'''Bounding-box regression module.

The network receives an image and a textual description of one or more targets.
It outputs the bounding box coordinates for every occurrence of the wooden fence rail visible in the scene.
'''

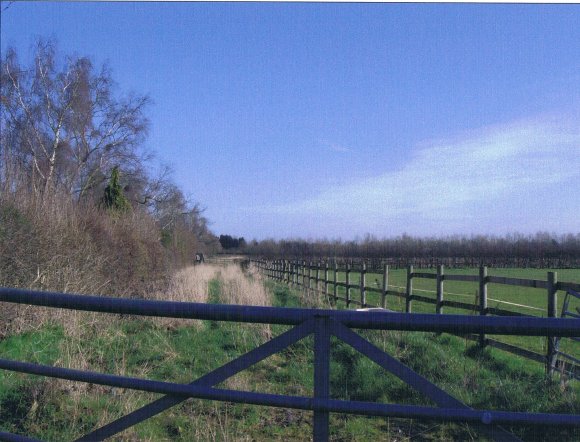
[253,259,580,377]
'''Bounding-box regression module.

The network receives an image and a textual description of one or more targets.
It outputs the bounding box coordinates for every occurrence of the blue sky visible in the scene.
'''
[2,2,579,240]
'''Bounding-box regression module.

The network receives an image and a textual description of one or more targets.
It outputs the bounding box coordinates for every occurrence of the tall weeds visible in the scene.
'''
[217,264,272,343]
[0,186,167,337]
[148,265,219,330]
[218,264,270,307]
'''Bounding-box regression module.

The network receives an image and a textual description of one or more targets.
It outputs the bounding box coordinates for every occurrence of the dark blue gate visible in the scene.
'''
[1,287,580,441]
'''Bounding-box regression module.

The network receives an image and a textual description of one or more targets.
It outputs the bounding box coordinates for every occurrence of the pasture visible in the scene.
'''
[350,267,580,360]
[260,261,580,372]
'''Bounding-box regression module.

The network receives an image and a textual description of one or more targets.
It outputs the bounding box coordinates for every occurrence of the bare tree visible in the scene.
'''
[1,38,220,267]
[1,39,150,198]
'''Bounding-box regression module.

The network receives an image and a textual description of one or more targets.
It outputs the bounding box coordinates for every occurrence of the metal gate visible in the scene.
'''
[1,287,580,441]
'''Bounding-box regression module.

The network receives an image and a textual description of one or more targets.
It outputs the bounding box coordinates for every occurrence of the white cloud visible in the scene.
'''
[320,139,352,153]
[259,115,580,237]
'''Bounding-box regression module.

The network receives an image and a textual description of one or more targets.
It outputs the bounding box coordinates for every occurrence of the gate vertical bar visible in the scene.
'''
[314,316,330,441]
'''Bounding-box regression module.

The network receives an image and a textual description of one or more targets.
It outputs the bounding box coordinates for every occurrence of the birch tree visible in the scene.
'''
[1,39,150,198]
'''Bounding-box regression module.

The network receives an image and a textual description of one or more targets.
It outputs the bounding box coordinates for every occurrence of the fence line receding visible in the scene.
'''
[253,259,580,377]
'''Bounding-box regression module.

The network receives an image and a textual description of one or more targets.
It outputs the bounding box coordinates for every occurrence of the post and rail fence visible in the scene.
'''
[1,284,580,441]
[254,256,580,272]
[252,259,580,378]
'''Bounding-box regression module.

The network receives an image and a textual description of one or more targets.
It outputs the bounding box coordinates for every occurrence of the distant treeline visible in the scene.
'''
[219,235,246,250]
[238,233,580,268]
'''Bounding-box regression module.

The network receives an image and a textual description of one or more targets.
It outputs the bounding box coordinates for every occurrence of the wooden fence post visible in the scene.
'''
[346,263,351,308]
[294,261,298,286]
[479,265,488,347]
[316,262,320,294]
[333,261,338,306]
[296,261,300,286]
[547,271,558,375]
[302,260,306,288]
[381,264,389,309]
[436,264,444,314]
[295,261,299,286]
[325,262,329,298]
[406,265,413,313]
[360,263,367,307]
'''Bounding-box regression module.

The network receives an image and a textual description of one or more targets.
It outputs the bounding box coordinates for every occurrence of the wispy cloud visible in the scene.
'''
[261,115,580,237]
[320,139,352,153]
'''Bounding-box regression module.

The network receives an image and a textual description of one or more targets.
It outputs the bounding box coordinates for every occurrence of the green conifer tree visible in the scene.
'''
[102,166,131,212]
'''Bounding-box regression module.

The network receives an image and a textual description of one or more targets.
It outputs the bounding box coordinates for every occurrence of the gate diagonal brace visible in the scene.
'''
[77,319,316,441]
[328,320,521,442]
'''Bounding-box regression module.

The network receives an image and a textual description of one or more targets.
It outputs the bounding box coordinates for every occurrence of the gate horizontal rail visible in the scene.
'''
[1,287,579,335]
[1,287,580,441]
[1,358,577,427]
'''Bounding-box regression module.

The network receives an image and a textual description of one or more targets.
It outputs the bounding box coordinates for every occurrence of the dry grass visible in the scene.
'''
[157,265,218,303]
[296,281,334,310]
[147,264,219,330]
[218,264,270,307]
[217,264,273,343]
